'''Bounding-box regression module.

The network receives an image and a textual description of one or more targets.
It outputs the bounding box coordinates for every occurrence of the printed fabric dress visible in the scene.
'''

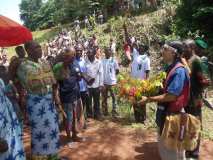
[17,59,60,160]
[0,79,26,160]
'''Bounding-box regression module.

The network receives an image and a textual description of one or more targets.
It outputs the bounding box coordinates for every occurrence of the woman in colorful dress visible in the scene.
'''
[0,78,26,160]
[16,41,60,160]
[0,65,24,132]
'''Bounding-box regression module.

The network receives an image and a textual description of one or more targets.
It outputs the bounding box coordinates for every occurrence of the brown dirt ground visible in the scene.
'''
[23,119,213,160]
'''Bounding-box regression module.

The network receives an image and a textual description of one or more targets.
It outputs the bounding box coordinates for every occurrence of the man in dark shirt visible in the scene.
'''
[183,39,210,159]
[53,48,84,142]
[58,60,80,104]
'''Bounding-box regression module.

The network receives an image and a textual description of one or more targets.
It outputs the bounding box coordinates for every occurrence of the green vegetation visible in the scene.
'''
[202,107,213,140]
[19,0,213,60]
[19,0,118,31]
[19,0,213,57]
[32,27,60,43]
[172,0,213,60]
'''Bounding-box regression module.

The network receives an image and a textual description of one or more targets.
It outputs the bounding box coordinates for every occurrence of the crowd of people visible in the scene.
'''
[0,48,9,67]
[0,31,122,160]
[0,26,211,160]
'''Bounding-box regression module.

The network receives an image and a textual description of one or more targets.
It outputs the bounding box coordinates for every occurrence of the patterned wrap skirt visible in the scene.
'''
[0,79,26,160]
[26,93,60,157]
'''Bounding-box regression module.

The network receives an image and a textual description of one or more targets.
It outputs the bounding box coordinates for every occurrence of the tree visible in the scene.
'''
[20,0,43,30]
[174,0,213,40]
[37,0,58,29]
[19,0,120,30]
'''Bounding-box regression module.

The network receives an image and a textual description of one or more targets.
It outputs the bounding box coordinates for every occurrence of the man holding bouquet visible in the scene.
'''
[136,41,191,160]
[131,43,151,123]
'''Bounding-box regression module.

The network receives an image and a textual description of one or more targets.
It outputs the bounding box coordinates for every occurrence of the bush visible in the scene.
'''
[172,0,213,56]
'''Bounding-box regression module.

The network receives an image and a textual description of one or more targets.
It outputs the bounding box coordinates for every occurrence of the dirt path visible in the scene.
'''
[23,119,213,160]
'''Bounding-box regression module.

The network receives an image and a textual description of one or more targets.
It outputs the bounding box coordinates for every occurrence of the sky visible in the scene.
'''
[0,0,22,23]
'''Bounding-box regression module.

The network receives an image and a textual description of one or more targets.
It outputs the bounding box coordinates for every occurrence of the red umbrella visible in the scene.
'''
[0,15,33,47]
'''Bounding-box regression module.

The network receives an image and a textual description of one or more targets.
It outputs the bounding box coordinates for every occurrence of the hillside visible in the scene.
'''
[26,6,176,71]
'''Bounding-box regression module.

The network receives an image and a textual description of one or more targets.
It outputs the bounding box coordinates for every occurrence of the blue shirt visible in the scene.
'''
[75,58,88,92]
[59,61,80,103]
[166,67,189,96]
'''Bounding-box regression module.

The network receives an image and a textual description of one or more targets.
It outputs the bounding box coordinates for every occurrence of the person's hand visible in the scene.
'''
[54,95,61,105]
[129,97,137,106]
[132,100,138,106]
[99,86,104,92]
[87,78,95,85]
[137,96,148,105]
[0,138,8,153]
[15,93,19,100]
[181,57,188,66]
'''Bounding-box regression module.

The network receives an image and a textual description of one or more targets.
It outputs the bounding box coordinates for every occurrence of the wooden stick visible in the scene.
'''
[203,98,213,111]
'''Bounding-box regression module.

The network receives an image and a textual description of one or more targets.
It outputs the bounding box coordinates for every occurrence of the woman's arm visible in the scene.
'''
[52,83,61,105]
[138,93,177,105]
[52,83,67,119]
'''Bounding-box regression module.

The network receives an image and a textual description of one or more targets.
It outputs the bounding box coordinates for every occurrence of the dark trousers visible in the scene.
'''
[80,91,91,118]
[133,104,146,123]
[88,88,101,118]
[185,106,202,158]
[102,85,117,114]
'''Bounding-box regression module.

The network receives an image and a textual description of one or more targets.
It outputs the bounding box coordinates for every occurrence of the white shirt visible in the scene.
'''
[102,57,119,85]
[85,18,89,24]
[0,61,9,67]
[84,41,89,48]
[131,37,135,44]
[76,58,88,92]
[111,42,116,54]
[132,48,139,59]
[98,14,103,19]
[75,20,80,24]
[131,53,151,80]
[85,58,104,88]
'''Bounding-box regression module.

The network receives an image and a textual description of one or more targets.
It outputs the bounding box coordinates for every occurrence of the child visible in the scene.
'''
[102,47,119,117]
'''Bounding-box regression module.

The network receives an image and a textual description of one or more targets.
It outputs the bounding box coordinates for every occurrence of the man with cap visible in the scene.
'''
[183,39,210,159]
[136,41,190,160]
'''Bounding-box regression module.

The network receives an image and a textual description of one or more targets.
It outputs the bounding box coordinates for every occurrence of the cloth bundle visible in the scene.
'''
[161,113,201,151]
